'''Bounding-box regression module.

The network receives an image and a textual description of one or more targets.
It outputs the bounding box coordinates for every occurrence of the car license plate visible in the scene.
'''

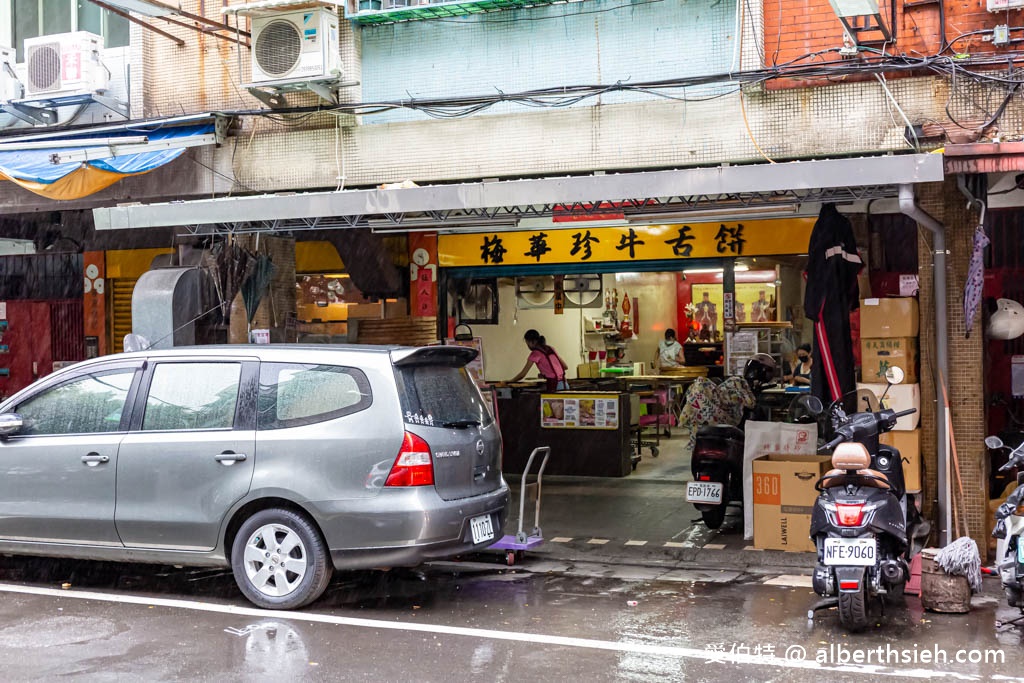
[686,481,723,504]
[823,537,876,566]
[470,514,494,544]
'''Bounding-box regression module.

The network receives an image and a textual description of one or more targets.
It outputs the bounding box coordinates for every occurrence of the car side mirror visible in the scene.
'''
[0,413,23,439]
[986,435,1005,450]
[884,366,905,385]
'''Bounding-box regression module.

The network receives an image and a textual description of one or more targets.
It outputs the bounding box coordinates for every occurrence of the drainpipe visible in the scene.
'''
[898,184,950,547]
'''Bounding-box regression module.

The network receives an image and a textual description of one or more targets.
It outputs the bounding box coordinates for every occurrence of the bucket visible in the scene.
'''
[919,548,971,613]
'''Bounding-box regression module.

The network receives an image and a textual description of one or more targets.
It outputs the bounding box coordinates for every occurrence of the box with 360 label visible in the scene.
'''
[752,454,832,553]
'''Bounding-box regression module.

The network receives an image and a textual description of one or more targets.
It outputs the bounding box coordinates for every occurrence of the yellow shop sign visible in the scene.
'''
[438,218,816,268]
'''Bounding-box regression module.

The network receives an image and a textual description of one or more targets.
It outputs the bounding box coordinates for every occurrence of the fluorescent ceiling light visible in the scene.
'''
[682,265,751,274]
[627,204,800,224]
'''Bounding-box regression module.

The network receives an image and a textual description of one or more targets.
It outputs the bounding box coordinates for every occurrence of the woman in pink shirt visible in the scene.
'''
[509,329,569,391]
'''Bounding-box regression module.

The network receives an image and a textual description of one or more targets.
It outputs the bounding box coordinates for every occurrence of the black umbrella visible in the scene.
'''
[804,203,863,410]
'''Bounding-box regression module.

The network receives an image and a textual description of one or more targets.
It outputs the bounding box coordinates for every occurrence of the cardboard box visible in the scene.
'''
[856,382,921,430]
[752,454,832,553]
[576,362,600,379]
[879,429,921,492]
[861,337,919,384]
[860,298,919,337]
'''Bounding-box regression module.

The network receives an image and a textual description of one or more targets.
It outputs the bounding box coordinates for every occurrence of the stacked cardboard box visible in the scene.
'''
[752,454,832,552]
[859,296,921,493]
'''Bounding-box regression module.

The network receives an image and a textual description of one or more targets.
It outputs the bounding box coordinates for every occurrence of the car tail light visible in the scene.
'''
[698,474,712,482]
[839,580,860,590]
[385,432,434,487]
[696,447,728,460]
[835,503,864,527]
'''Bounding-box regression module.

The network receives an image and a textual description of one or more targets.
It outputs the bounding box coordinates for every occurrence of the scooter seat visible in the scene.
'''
[696,424,744,440]
[821,468,891,489]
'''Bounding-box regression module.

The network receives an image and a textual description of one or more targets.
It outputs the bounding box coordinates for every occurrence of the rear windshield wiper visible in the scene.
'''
[441,419,481,429]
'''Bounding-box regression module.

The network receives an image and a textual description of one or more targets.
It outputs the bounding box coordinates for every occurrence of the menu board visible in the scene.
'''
[444,337,485,385]
[540,394,619,429]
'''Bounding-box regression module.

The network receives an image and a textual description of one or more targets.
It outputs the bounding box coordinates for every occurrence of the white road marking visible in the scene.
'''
[703,543,726,550]
[663,542,687,548]
[624,540,648,546]
[743,546,765,552]
[586,538,610,545]
[0,582,979,679]
[763,575,814,588]
[550,537,573,543]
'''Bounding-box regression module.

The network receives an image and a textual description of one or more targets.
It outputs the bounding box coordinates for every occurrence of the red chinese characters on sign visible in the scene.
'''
[409,232,438,318]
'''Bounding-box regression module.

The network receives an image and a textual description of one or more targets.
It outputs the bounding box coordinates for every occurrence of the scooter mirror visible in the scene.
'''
[803,396,824,416]
[884,366,905,385]
[986,435,1005,450]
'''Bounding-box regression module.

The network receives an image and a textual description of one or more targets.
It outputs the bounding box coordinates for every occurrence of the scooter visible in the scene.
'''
[686,354,775,529]
[986,435,1024,617]
[807,368,929,631]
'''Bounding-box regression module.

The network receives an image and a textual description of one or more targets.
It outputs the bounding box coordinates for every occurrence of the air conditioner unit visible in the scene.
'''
[988,0,1024,11]
[23,32,106,98]
[250,8,342,86]
[0,47,21,102]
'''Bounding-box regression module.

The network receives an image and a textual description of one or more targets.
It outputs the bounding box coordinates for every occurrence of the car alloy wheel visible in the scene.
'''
[243,523,308,597]
[231,508,332,609]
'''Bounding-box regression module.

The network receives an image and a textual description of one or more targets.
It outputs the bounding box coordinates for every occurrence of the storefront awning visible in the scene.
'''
[0,117,225,201]
[93,152,944,231]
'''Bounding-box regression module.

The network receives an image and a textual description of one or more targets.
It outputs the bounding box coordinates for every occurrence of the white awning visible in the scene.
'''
[92,153,945,231]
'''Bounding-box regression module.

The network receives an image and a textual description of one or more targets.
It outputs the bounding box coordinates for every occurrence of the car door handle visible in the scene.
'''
[215,452,247,465]
[81,453,109,467]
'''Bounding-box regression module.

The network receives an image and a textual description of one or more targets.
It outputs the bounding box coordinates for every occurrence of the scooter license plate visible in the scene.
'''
[470,514,495,544]
[686,481,723,504]
[823,537,876,566]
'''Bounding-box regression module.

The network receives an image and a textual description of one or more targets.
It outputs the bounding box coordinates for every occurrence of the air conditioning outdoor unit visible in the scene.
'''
[250,8,342,86]
[23,32,106,99]
[0,46,22,102]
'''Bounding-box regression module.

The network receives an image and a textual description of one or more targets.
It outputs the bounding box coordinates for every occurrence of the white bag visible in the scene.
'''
[742,420,818,540]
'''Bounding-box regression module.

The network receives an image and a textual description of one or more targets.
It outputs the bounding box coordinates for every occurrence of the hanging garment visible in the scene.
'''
[964,221,989,338]
[804,203,863,409]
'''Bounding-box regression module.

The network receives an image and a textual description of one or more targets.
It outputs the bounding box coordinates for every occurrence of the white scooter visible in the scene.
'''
[986,434,1024,621]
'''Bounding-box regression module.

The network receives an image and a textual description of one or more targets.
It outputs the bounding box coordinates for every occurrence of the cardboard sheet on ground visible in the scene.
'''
[743,421,818,540]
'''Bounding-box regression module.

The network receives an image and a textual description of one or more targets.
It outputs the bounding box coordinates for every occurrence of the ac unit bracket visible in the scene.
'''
[245,77,360,109]
[2,92,128,127]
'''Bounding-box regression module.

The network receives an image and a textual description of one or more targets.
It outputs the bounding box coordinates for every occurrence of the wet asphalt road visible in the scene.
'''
[0,554,1021,681]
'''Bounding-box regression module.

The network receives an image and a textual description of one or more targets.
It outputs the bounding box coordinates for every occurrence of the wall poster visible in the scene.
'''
[540,394,619,429]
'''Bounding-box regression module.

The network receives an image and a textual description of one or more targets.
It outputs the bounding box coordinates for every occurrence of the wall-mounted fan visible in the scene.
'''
[516,276,555,308]
[456,278,499,324]
[564,274,603,308]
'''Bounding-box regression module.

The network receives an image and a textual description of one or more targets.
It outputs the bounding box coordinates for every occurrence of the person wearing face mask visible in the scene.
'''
[784,343,813,386]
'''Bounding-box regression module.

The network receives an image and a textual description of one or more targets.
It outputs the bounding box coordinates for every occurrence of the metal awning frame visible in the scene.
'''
[94,153,946,234]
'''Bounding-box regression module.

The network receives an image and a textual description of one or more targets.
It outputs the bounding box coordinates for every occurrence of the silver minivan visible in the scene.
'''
[0,344,508,609]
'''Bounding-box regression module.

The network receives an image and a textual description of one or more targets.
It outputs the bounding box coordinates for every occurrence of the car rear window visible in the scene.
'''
[258,362,371,430]
[395,364,493,428]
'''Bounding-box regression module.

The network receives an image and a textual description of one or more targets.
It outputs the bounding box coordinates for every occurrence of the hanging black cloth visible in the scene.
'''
[804,203,863,410]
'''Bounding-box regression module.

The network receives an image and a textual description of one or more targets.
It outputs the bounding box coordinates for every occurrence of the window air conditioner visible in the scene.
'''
[250,8,342,86]
[23,32,107,99]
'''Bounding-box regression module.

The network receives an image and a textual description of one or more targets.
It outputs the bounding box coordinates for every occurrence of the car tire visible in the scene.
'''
[231,508,333,610]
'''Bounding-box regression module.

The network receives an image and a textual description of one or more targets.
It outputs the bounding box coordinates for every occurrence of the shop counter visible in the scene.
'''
[494,387,633,477]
